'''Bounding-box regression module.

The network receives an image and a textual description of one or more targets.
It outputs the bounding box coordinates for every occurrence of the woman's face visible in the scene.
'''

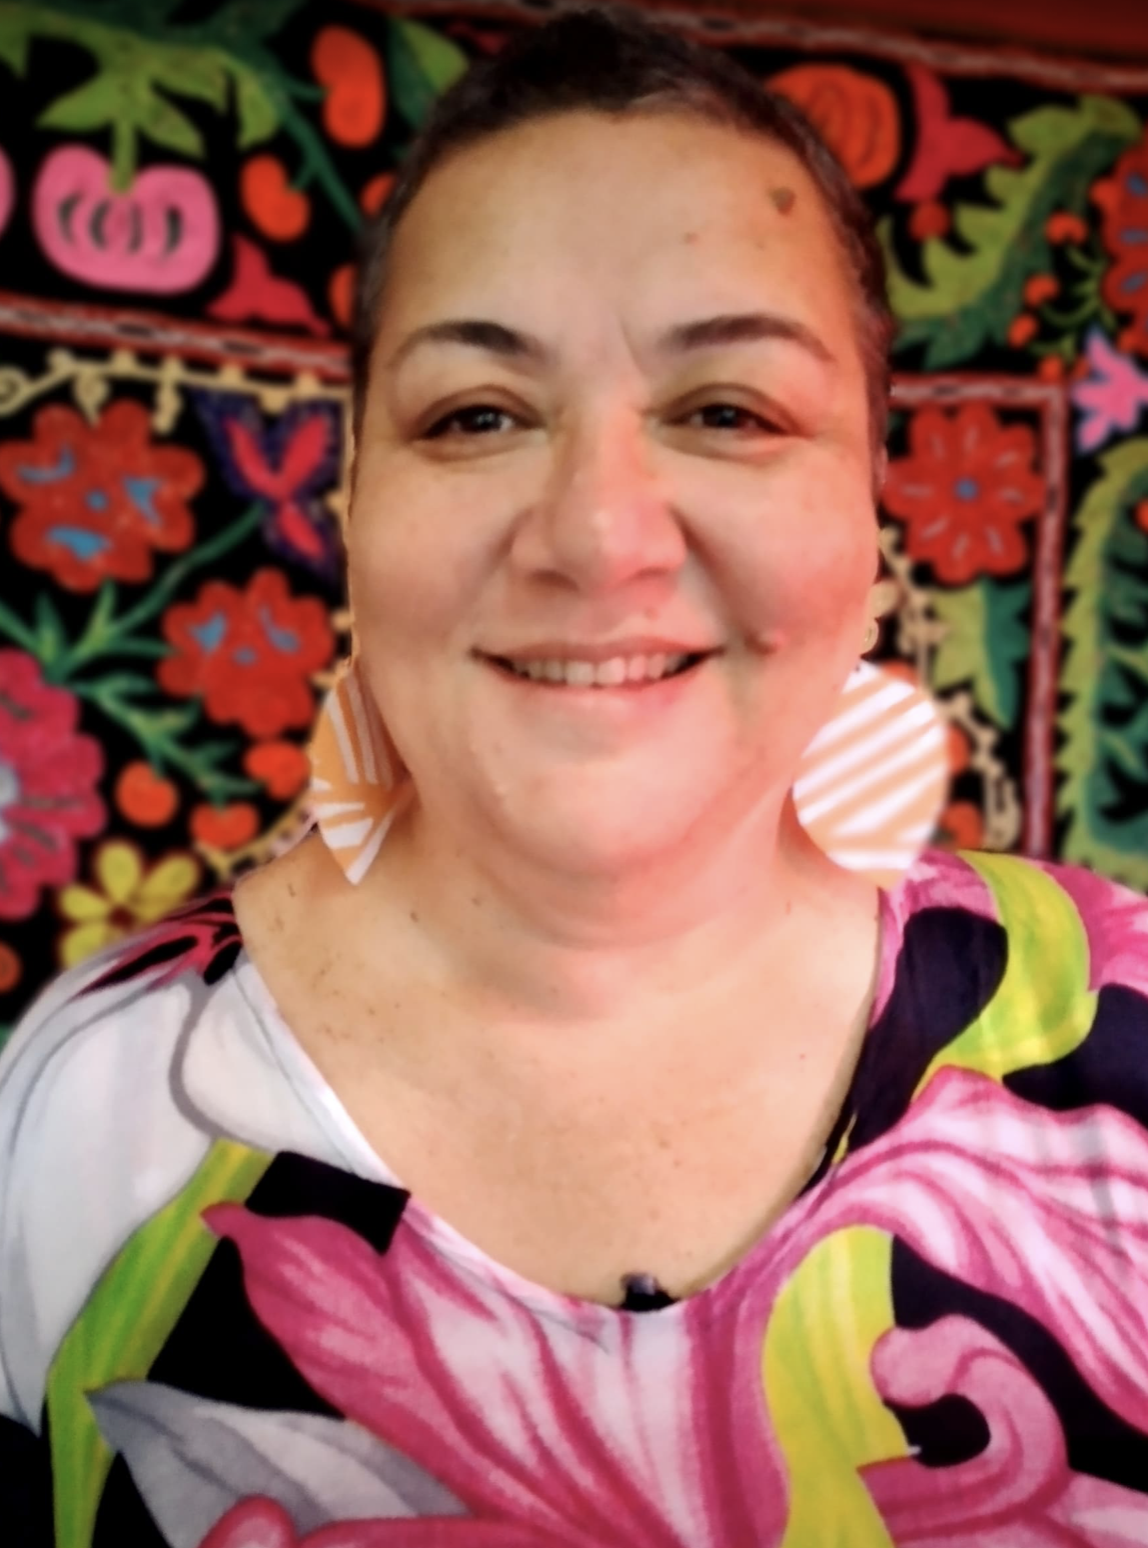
[348,110,880,875]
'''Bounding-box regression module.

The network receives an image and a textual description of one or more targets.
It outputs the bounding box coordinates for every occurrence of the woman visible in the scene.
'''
[4,8,1148,1542]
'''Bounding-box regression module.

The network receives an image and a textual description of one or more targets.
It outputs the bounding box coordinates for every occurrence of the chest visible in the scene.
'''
[300,996,861,1303]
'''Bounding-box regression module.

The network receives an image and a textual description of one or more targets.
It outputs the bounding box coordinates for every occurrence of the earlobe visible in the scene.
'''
[868,574,899,621]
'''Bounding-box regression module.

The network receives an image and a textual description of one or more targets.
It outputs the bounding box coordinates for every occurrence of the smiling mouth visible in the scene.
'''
[483,650,712,688]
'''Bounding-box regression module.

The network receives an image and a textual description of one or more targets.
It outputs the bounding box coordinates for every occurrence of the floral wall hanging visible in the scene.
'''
[1,0,1148,1029]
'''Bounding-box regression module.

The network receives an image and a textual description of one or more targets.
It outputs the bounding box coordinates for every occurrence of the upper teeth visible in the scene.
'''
[506,653,688,686]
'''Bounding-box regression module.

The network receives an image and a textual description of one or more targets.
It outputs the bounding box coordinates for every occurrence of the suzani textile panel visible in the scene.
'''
[2,0,1148,1026]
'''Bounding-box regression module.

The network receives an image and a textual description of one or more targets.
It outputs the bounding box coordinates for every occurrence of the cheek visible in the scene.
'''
[346,474,481,653]
[692,463,876,632]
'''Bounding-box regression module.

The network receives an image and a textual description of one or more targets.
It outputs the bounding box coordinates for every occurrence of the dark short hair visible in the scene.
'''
[351,5,894,456]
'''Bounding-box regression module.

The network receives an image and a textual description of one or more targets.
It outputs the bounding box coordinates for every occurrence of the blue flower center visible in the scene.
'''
[954,477,980,501]
[189,612,227,653]
[48,526,109,560]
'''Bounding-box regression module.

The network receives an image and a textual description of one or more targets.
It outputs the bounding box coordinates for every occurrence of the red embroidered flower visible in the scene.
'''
[1094,132,1148,356]
[882,403,1043,585]
[0,400,202,592]
[0,650,105,921]
[158,568,335,738]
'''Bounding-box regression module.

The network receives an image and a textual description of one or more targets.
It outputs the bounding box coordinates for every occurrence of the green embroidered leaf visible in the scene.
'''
[4,2,352,215]
[1058,439,1148,890]
[930,578,1032,729]
[150,48,229,112]
[0,7,31,74]
[387,17,467,133]
[46,1140,271,1548]
[38,75,120,131]
[131,83,205,158]
[882,95,1140,368]
[233,66,280,148]
[70,673,258,799]
[33,593,69,668]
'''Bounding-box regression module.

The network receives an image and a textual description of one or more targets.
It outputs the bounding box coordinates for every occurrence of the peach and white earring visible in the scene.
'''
[792,660,949,888]
[306,656,411,885]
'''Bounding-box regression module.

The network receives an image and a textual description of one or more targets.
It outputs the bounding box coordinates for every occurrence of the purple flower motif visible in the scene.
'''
[1070,328,1148,454]
[193,393,344,584]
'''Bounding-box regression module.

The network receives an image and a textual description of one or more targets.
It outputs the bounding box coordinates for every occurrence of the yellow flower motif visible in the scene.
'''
[57,840,201,968]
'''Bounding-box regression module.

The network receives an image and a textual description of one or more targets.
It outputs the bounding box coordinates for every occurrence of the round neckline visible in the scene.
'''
[226,878,906,1330]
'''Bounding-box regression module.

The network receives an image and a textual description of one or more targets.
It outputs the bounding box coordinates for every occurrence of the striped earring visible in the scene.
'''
[307,656,412,885]
[308,655,949,889]
[793,659,949,888]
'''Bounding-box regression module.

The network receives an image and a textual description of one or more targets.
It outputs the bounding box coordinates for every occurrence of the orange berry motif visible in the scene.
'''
[1007,314,1038,347]
[1022,274,1059,307]
[329,263,355,329]
[946,723,973,777]
[241,156,311,242]
[116,761,179,828]
[940,800,985,850]
[1045,211,1087,244]
[360,172,396,217]
[244,741,311,800]
[190,802,260,851]
[312,27,385,147]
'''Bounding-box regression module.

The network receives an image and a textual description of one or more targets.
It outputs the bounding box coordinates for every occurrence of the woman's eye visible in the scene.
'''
[424,405,517,439]
[687,403,776,434]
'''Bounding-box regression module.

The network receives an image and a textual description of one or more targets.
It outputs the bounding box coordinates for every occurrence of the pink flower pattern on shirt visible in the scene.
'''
[202,1067,1148,1545]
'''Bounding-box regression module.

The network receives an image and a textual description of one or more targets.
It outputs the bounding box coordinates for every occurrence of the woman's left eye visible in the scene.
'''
[684,403,779,434]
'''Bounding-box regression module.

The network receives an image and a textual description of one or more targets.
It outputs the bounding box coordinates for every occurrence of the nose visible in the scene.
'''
[509,410,687,594]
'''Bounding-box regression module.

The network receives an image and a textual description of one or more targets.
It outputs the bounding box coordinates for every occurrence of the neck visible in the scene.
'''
[364,790,860,1028]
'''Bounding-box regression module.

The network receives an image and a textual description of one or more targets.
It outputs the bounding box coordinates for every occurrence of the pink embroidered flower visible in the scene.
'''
[1070,328,1148,452]
[200,1070,1148,1545]
[0,649,104,921]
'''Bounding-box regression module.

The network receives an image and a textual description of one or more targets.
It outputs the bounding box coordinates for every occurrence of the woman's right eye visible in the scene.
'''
[423,405,517,439]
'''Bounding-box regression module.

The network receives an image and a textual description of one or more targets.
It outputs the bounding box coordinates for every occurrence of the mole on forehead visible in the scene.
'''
[770,186,796,215]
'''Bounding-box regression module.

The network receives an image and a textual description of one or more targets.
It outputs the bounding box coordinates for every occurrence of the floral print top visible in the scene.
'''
[3,848,1148,1545]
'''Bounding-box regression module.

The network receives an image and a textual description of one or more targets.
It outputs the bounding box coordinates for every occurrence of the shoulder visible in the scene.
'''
[0,896,242,1426]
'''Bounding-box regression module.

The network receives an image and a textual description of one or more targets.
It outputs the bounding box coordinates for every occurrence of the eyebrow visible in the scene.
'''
[387,318,553,372]
[662,311,835,364]
[387,309,834,372]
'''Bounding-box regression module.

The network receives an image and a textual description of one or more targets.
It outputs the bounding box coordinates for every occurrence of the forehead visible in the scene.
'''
[377,110,860,364]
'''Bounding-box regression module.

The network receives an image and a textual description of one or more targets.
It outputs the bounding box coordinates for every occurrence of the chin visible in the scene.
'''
[488,775,716,878]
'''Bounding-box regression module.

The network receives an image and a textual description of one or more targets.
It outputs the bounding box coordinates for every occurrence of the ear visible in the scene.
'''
[868,574,900,620]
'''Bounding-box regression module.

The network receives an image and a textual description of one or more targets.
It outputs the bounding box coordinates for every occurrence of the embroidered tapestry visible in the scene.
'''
[1,0,1147,1029]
